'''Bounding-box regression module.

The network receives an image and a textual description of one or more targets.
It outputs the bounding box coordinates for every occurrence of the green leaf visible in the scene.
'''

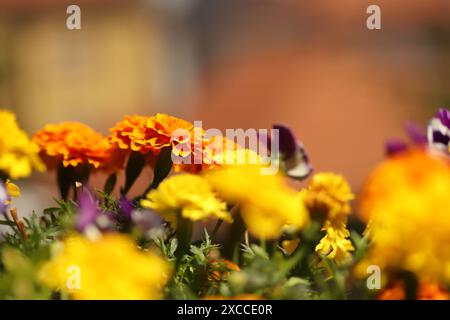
[175,217,193,264]
[43,207,59,215]
[0,220,15,226]
[169,238,178,257]
[104,173,117,195]
[122,152,146,195]
[284,277,310,287]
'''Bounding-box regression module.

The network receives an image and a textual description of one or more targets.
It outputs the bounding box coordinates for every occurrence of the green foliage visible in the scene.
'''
[0,170,373,300]
[0,247,51,299]
[222,244,314,299]
[0,199,76,299]
[169,230,222,298]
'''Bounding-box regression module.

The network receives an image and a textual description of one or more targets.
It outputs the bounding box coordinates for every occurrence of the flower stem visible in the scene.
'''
[211,219,224,241]
[175,216,193,266]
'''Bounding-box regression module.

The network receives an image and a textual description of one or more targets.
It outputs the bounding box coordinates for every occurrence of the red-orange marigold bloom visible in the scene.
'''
[33,122,119,170]
[377,280,449,300]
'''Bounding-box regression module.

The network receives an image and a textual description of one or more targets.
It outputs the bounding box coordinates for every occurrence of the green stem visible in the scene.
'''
[322,258,347,300]
[142,146,173,196]
[175,216,193,267]
[224,206,246,262]
[211,219,224,241]
[260,238,266,251]
[123,152,146,195]
[280,243,307,277]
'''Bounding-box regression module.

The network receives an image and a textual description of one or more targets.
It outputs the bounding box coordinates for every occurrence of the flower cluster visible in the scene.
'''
[0,108,448,301]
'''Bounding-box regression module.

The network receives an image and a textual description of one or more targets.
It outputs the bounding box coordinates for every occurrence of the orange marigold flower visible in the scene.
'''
[147,113,193,151]
[377,282,405,300]
[209,258,240,282]
[417,281,449,300]
[109,115,149,153]
[173,135,261,174]
[33,122,120,170]
[377,280,449,300]
[109,114,193,156]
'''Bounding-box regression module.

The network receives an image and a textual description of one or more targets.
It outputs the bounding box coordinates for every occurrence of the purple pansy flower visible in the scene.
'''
[119,195,134,220]
[428,108,450,152]
[75,189,99,232]
[0,182,9,214]
[273,124,313,180]
[131,209,164,233]
[385,122,426,156]
[385,139,408,156]
[76,189,115,232]
[405,122,427,145]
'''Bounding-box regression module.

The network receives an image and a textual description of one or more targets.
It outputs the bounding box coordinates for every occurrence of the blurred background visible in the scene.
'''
[0,0,449,213]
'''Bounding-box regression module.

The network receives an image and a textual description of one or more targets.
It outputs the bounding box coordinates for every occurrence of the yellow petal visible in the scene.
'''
[6,180,21,198]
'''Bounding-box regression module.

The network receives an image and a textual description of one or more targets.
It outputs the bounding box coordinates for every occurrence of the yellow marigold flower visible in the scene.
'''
[0,110,44,179]
[303,172,354,220]
[140,173,231,225]
[302,173,354,263]
[109,113,193,155]
[359,149,450,284]
[315,220,354,263]
[204,165,309,239]
[33,122,120,170]
[39,234,171,300]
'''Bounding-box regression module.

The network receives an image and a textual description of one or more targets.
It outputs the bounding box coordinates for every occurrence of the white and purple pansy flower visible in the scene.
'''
[385,108,450,156]
[273,124,313,180]
[0,182,9,214]
[427,108,450,153]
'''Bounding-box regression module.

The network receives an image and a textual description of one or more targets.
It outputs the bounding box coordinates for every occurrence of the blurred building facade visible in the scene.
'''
[0,0,449,211]
[0,0,198,133]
